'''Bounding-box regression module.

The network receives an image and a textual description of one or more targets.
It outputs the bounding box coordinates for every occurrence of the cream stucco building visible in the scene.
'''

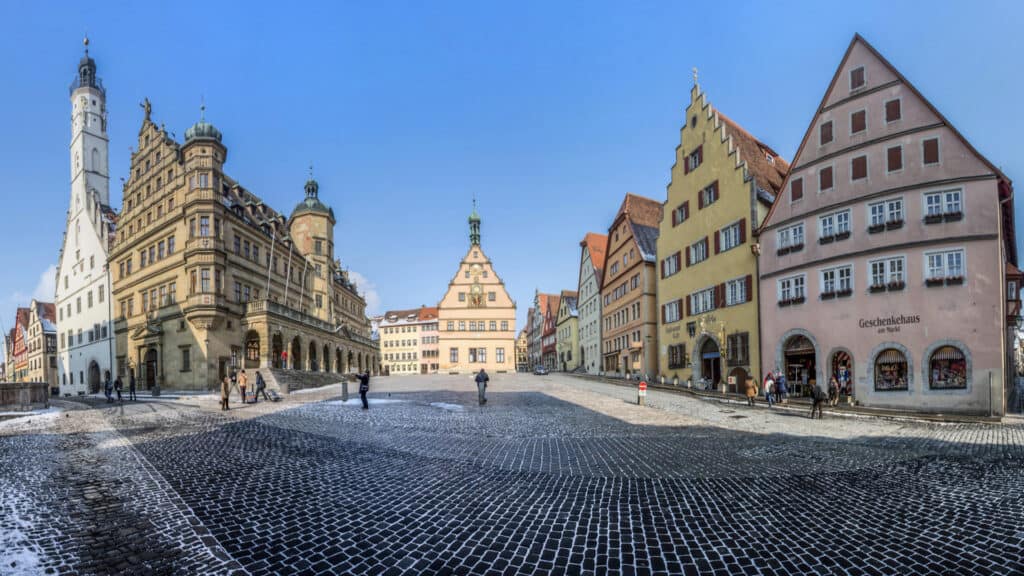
[576,233,606,374]
[437,205,516,373]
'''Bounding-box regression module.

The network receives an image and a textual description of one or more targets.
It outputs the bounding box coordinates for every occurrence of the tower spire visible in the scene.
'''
[468,197,481,246]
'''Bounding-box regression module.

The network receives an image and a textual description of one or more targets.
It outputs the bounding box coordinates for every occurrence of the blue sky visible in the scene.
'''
[0,0,1021,351]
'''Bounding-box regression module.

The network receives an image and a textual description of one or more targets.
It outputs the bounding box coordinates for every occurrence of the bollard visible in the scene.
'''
[638,381,647,406]
[342,380,349,402]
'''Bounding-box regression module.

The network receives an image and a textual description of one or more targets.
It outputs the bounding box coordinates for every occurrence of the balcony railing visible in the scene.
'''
[245,299,377,348]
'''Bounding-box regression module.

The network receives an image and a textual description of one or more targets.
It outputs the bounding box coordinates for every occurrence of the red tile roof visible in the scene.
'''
[417,306,438,321]
[580,232,608,286]
[613,193,663,229]
[716,112,790,197]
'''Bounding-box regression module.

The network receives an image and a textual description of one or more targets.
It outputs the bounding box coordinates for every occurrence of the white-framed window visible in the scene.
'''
[662,252,680,277]
[821,265,853,294]
[720,222,741,252]
[868,198,903,226]
[700,182,718,207]
[777,223,805,248]
[819,210,851,238]
[663,300,681,323]
[777,275,806,301]
[870,257,905,287]
[690,238,708,265]
[925,249,965,280]
[690,288,715,315]
[924,189,962,216]
[725,277,747,306]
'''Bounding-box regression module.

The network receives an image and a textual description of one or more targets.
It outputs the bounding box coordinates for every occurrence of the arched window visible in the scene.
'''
[929,346,967,389]
[874,348,908,391]
[91,148,100,171]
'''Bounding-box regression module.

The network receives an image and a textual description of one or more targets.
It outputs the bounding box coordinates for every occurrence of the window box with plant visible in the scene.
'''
[791,295,806,305]
[887,280,906,291]
[923,214,944,224]
[925,277,945,287]
[818,235,835,245]
[869,284,887,293]
[945,275,964,286]
[777,298,792,307]
[820,291,836,300]
[885,219,904,230]
[790,242,804,253]
[868,223,885,234]
[834,230,851,241]
[836,288,853,298]
[776,246,791,256]
[943,211,963,222]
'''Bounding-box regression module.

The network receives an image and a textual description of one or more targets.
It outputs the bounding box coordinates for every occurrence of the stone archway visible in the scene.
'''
[290,336,302,370]
[347,350,354,373]
[309,341,318,372]
[691,334,723,389]
[336,348,343,374]
[88,360,101,394]
[272,333,284,369]
[868,341,914,393]
[775,328,822,394]
[144,348,158,390]
[323,344,331,372]
[827,347,855,398]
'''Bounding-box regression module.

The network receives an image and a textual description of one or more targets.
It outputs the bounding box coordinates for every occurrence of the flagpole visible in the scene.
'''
[298,257,309,312]
[283,240,294,307]
[265,226,276,297]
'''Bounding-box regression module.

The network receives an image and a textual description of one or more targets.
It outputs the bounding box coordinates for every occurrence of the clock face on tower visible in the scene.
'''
[470,264,482,278]
[470,281,484,308]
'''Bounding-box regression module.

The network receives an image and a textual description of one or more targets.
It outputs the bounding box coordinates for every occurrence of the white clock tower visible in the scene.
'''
[56,37,116,395]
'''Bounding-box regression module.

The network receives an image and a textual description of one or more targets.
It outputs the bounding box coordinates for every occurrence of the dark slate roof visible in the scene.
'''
[631,223,660,262]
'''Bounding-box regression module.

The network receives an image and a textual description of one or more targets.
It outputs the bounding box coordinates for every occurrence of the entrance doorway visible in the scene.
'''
[727,367,748,395]
[830,350,854,398]
[144,349,158,390]
[700,339,721,388]
[88,361,101,394]
[784,335,816,397]
[272,334,284,369]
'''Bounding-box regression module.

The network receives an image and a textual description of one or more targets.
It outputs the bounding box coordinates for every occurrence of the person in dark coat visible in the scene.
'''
[113,373,123,402]
[220,375,231,411]
[128,372,136,401]
[358,371,370,410]
[103,371,113,403]
[255,372,270,402]
[475,369,489,405]
[810,384,826,419]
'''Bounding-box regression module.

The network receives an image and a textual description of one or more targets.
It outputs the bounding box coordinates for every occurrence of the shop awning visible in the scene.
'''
[931,346,964,361]
[877,349,907,364]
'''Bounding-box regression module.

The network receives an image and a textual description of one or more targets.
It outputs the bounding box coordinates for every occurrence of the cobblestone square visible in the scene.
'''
[2,373,1023,575]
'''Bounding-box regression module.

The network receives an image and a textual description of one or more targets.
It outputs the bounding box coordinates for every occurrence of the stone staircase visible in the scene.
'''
[257,368,351,394]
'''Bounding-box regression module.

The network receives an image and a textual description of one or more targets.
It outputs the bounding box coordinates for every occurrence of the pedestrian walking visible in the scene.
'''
[776,371,788,405]
[103,371,113,403]
[828,376,840,407]
[744,376,757,407]
[128,372,137,401]
[238,369,248,404]
[810,383,826,419]
[358,371,370,410]
[113,372,123,402]
[255,371,270,402]
[763,373,775,407]
[475,368,489,405]
[220,375,230,411]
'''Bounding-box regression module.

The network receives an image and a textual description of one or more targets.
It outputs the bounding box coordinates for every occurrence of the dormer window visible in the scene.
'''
[850,66,866,90]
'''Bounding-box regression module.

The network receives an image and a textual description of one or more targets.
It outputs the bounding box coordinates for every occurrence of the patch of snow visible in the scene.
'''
[0,498,43,575]
[325,398,405,406]
[0,407,62,429]
[292,383,347,394]
[429,402,465,412]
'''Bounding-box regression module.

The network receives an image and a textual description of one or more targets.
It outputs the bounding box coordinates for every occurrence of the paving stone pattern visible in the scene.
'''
[2,374,1023,575]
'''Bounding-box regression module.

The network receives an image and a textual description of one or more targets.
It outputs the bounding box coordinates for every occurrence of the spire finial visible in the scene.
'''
[692,67,698,86]
[309,162,314,180]
[199,96,205,121]
[83,35,89,54]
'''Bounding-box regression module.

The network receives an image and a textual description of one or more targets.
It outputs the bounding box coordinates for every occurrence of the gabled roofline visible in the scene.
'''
[759,33,1012,235]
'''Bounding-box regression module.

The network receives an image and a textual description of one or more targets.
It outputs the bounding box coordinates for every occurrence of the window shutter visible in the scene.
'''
[791,178,803,202]
[686,296,692,316]
[684,152,690,174]
[672,208,678,226]
[923,138,940,164]
[887,146,902,172]
[745,275,753,303]
[697,145,703,164]
[661,304,666,324]
[885,99,901,122]
[675,252,682,270]
[716,283,726,308]
[739,218,747,244]
[714,230,720,254]
[685,246,691,267]
[713,181,720,202]
[660,259,666,278]
[698,189,704,209]
[683,201,689,220]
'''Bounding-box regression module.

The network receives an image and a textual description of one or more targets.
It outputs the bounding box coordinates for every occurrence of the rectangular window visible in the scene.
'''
[870,257,905,287]
[686,146,702,171]
[663,300,681,323]
[488,291,496,302]
[489,321,497,331]
[459,321,466,331]
[886,198,903,223]
[777,275,805,302]
[720,222,741,252]
[181,347,191,372]
[200,269,210,293]
[458,292,465,302]
[234,282,242,303]
[923,138,940,165]
[850,66,865,90]
[501,320,508,331]
[140,249,147,268]
[690,238,708,265]
[777,223,805,249]
[851,109,866,134]
[699,181,719,208]
[672,202,689,226]
[725,277,747,306]
[468,348,477,363]
[315,294,323,308]
[662,252,681,278]
[87,291,93,308]
[887,146,903,172]
[885,99,901,122]
[447,321,454,331]
[820,121,833,145]
[253,245,260,262]
[819,166,833,192]
[244,241,250,259]
[690,287,715,315]
[158,241,165,259]
[925,249,965,280]
[496,348,505,364]
[167,236,175,254]
[668,344,686,369]
[726,332,750,366]
[314,240,323,255]
[199,216,210,237]
[149,246,155,265]
[478,348,486,363]
[790,177,803,202]
[851,155,868,180]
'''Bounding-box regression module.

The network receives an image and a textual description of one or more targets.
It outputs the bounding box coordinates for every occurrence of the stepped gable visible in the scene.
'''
[716,111,790,199]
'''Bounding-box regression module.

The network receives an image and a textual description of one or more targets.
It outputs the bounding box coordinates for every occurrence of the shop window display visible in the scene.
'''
[928,346,967,389]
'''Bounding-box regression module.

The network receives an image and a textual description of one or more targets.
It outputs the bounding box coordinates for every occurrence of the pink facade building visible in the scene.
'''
[758,35,1020,416]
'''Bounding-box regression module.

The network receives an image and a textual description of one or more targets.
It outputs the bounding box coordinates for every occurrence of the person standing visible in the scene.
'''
[744,376,757,407]
[358,371,370,410]
[238,369,248,404]
[114,373,123,403]
[103,371,113,403]
[810,383,826,419]
[255,371,270,402]
[776,371,788,405]
[828,376,840,407]
[127,372,136,401]
[475,369,489,406]
[763,373,775,408]
[220,374,230,411]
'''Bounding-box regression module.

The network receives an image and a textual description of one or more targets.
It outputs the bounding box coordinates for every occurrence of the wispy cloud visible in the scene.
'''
[347,270,382,316]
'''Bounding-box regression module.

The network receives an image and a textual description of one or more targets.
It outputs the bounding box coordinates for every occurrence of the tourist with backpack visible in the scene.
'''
[763,373,775,407]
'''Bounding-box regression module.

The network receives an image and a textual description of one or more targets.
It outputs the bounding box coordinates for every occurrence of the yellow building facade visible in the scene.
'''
[656,79,788,391]
[437,206,516,373]
[555,290,579,372]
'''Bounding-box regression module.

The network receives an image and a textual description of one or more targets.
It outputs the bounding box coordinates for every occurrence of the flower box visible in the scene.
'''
[923,214,944,224]
[943,211,963,222]
[776,246,791,256]
[790,242,805,252]
[869,285,887,293]
[818,235,836,245]
[945,276,964,286]
[791,295,806,305]
[820,291,836,300]
[868,223,885,234]
[834,230,851,241]
[778,299,792,307]
[887,280,906,291]
[885,219,904,230]
[836,288,853,298]
[925,277,945,287]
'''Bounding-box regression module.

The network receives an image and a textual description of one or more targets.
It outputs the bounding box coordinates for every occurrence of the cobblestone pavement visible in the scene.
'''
[1,373,1023,575]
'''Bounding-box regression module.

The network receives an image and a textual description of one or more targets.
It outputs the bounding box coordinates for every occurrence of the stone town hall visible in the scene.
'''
[55,42,379,392]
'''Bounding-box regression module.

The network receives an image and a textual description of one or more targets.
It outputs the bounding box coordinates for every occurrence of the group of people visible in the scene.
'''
[219,369,270,411]
[743,369,829,419]
[102,371,137,403]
